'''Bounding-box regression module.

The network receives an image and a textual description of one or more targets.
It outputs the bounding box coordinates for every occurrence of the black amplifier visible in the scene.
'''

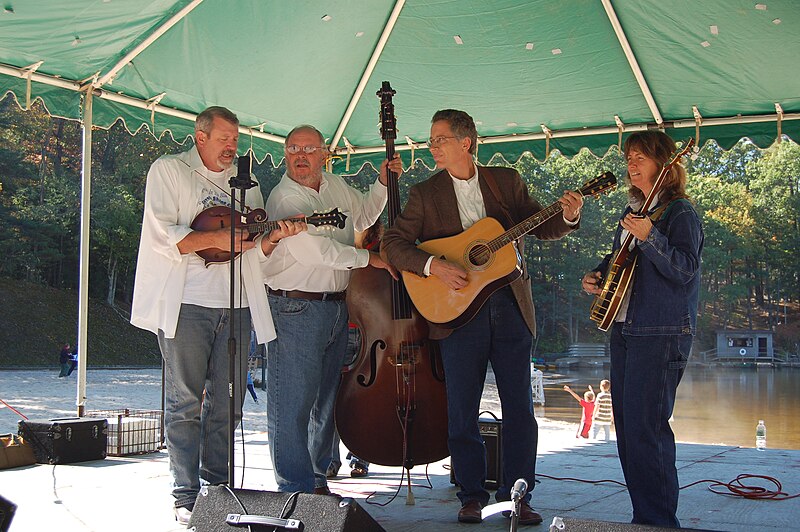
[450,411,503,490]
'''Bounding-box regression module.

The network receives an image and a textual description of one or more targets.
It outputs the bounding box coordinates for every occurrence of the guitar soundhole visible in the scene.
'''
[466,242,493,269]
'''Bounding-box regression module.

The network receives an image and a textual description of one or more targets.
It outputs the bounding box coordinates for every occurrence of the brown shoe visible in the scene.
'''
[457,500,483,524]
[515,502,543,525]
[313,486,332,496]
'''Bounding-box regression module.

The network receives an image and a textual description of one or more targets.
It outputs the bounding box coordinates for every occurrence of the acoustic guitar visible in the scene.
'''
[190,206,347,265]
[589,138,695,331]
[403,171,617,328]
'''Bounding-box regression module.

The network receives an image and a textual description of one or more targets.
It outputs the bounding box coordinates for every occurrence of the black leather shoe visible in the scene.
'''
[313,486,332,496]
[350,463,369,478]
[458,500,483,523]
[503,502,543,525]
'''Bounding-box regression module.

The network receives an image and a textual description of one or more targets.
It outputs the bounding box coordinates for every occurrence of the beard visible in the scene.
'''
[217,149,236,169]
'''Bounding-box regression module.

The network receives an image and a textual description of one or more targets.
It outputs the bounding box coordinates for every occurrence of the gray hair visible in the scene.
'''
[285,124,326,147]
[196,106,239,134]
[432,109,478,155]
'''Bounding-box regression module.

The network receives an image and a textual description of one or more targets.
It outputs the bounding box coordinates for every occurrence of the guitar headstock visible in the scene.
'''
[307,208,347,230]
[665,137,695,169]
[377,81,397,142]
[579,171,617,198]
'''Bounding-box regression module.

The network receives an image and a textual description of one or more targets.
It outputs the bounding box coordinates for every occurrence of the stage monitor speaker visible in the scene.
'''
[189,485,385,532]
[0,494,16,532]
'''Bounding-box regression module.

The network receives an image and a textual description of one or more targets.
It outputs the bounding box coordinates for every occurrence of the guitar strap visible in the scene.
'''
[479,166,515,228]
[480,166,528,274]
[179,159,251,212]
[647,196,686,223]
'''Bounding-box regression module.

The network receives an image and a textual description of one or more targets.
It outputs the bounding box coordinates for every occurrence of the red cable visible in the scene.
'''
[0,397,28,419]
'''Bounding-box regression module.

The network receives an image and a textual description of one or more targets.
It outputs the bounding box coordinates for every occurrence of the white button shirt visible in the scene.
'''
[263,171,388,292]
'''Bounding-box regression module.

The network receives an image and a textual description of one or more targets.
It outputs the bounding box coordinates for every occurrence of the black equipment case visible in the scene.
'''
[18,417,108,465]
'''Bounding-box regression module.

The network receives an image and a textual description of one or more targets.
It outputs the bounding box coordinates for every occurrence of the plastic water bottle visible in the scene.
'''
[755,420,767,450]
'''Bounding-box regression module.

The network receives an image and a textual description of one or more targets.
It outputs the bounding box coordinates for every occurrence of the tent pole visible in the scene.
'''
[329,0,406,150]
[75,89,93,418]
[600,0,663,125]
[96,0,206,87]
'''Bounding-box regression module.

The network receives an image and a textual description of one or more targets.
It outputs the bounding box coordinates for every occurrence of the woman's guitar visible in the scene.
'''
[190,206,347,265]
[402,172,617,329]
[589,138,695,331]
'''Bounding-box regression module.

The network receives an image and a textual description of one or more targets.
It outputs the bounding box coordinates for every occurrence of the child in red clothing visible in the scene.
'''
[563,385,595,438]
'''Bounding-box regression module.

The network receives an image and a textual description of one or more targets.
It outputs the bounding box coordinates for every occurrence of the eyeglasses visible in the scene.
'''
[285,144,327,155]
[426,135,457,148]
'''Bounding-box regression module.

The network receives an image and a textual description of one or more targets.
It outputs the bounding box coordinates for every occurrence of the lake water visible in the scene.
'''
[2,365,798,451]
[539,365,800,450]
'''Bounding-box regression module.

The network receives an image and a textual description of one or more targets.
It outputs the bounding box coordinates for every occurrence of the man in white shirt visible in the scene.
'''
[131,106,303,524]
[262,124,400,494]
[382,109,583,525]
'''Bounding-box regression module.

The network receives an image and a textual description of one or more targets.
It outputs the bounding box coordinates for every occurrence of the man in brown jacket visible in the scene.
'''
[382,109,582,525]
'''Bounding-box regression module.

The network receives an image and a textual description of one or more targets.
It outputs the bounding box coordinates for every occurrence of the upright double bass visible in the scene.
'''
[335,82,449,471]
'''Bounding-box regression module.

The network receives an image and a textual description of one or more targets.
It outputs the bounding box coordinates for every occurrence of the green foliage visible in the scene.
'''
[1,93,798,363]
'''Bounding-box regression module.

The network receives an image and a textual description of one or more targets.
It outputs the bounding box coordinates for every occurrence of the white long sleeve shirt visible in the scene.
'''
[130,146,276,344]
[263,171,387,292]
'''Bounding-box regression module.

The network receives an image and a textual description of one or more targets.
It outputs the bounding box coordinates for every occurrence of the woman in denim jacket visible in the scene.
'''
[582,131,704,528]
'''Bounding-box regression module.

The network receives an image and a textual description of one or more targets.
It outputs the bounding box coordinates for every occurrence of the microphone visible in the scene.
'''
[510,478,528,502]
[230,153,257,190]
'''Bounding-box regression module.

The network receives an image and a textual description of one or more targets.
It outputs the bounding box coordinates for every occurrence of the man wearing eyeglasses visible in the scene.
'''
[383,109,583,525]
[261,124,401,495]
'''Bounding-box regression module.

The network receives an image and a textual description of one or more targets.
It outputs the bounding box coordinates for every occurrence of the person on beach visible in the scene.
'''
[562,385,595,438]
[58,343,71,377]
[66,345,78,376]
[581,130,703,528]
[591,379,613,441]
[246,370,259,403]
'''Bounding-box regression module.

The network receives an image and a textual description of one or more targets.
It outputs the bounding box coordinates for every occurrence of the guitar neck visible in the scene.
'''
[244,217,301,234]
[488,192,577,251]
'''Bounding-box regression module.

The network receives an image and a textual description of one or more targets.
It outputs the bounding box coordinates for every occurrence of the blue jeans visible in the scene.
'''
[158,304,250,509]
[266,294,349,493]
[439,287,536,506]
[610,323,691,528]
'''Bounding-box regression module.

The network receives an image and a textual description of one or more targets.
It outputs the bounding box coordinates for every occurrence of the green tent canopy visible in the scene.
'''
[1,0,798,169]
[2,0,798,409]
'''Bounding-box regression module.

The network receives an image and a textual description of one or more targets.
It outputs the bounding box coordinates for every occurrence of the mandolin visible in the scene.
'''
[190,206,346,265]
[589,138,695,331]
[403,171,617,328]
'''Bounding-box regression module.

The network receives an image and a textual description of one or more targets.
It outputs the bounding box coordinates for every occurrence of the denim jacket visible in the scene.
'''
[594,198,704,336]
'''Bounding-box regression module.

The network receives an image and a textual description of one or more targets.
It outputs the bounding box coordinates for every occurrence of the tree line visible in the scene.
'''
[1,96,797,355]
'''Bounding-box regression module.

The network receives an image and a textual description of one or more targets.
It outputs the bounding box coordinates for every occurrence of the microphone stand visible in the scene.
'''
[480,478,528,532]
[508,478,528,532]
[227,153,257,485]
